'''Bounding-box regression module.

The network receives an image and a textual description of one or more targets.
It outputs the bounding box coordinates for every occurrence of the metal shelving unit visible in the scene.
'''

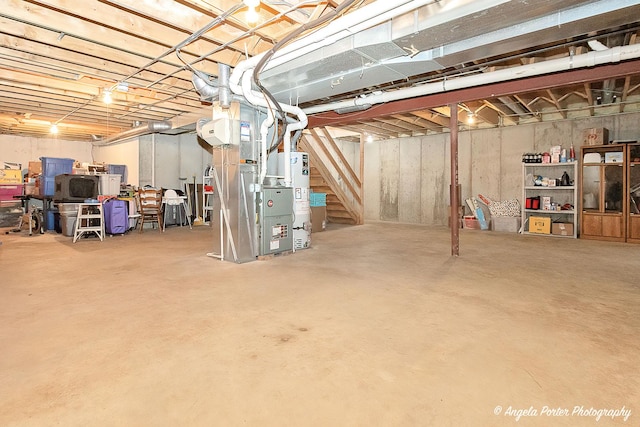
[203,172,215,224]
[521,161,579,238]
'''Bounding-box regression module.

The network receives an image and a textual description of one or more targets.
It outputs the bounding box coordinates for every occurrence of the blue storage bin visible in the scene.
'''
[46,208,58,231]
[40,157,74,178]
[41,176,56,196]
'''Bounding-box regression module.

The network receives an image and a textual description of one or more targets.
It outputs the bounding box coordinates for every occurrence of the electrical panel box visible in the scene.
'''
[259,187,293,255]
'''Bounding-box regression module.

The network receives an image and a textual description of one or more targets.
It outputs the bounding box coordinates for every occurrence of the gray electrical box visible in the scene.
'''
[259,187,293,255]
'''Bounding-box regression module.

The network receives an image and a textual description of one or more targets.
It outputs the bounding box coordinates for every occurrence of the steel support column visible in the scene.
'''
[450,103,459,257]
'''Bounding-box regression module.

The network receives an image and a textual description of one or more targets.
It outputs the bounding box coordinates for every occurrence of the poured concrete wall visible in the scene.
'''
[0,135,93,173]
[92,139,140,185]
[362,111,640,225]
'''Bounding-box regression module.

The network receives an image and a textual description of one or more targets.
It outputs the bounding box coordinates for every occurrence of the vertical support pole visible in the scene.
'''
[359,133,365,224]
[450,103,460,256]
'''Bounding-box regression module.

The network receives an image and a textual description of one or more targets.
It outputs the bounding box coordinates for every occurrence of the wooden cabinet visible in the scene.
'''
[627,143,640,243]
[580,143,640,242]
[580,145,625,241]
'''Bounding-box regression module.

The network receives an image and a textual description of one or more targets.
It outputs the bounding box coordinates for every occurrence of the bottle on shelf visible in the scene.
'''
[569,144,575,162]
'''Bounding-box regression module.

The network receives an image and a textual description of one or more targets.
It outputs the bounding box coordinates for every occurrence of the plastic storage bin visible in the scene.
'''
[46,208,58,231]
[40,157,74,177]
[99,174,121,195]
[107,164,127,184]
[39,176,56,196]
[59,212,78,236]
[58,203,79,236]
[0,184,23,201]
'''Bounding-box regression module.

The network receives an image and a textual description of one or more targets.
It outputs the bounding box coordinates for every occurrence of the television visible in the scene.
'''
[54,174,99,202]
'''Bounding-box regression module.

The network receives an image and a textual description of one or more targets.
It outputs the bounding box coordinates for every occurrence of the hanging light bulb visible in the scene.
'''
[246,7,259,26]
[243,0,260,8]
[467,113,475,125]
[243,0,260,26]
[50,124,59,134]
[103,90,113,105]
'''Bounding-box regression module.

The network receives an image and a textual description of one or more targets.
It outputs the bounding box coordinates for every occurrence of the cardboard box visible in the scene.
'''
[464,216,480,229]
[28,161,42,177]
[583,128,609,146]
[491,216,521,233]
[528,216,551,234]
[0,169,22,184]
[552,222,574,236]
[311,206,326,233]
[604,152,623,163]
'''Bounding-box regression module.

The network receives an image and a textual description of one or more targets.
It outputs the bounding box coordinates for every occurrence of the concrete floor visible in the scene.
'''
[0,222,638,426]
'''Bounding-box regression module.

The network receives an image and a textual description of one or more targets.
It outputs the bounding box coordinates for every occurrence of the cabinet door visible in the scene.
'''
[604,165,624,212]
[629,163,640,213]
[629,215,640,240]
[602,215,624,238]
[582,214,601,236]
[582,165,600,210]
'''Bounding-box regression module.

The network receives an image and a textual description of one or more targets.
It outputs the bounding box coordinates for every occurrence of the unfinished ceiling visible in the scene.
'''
[1,0,640,142]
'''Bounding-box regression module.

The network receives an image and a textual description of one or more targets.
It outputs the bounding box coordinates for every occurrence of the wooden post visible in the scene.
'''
[450,103,460,256]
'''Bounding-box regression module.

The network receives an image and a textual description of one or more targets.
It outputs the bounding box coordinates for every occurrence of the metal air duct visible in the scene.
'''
[92,121,173,146]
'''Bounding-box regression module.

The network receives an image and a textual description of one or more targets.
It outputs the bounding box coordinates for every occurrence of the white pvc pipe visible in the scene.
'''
[304,43,640,115]
[233,72,274,186]
[236,70,307,187]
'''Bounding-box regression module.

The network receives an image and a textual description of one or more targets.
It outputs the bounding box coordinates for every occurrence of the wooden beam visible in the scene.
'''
[584,83,595,116]
[545,89,567,119]
[0,18,201,80]
[4,2,219,75]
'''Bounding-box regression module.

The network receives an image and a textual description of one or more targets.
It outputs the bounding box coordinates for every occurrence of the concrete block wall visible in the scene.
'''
[359,111,640,226]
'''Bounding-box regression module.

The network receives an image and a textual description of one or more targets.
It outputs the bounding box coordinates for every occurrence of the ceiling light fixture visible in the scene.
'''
[467,113,475,125]
[50,124,59,134]
[246,7,259,26]
[243,0,260,26]
[103,90,113,105]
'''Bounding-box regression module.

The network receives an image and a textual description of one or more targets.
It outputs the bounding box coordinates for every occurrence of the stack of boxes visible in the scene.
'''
[0,164,23,228]
[310,192,327,233]
[0,164,23,205]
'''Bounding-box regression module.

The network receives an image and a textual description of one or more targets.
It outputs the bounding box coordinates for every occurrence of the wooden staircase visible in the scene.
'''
[299,127,363,225]
[309,166,356,224]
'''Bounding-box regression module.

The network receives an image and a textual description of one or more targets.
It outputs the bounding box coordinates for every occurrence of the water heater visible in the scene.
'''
[278,152,311,250]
